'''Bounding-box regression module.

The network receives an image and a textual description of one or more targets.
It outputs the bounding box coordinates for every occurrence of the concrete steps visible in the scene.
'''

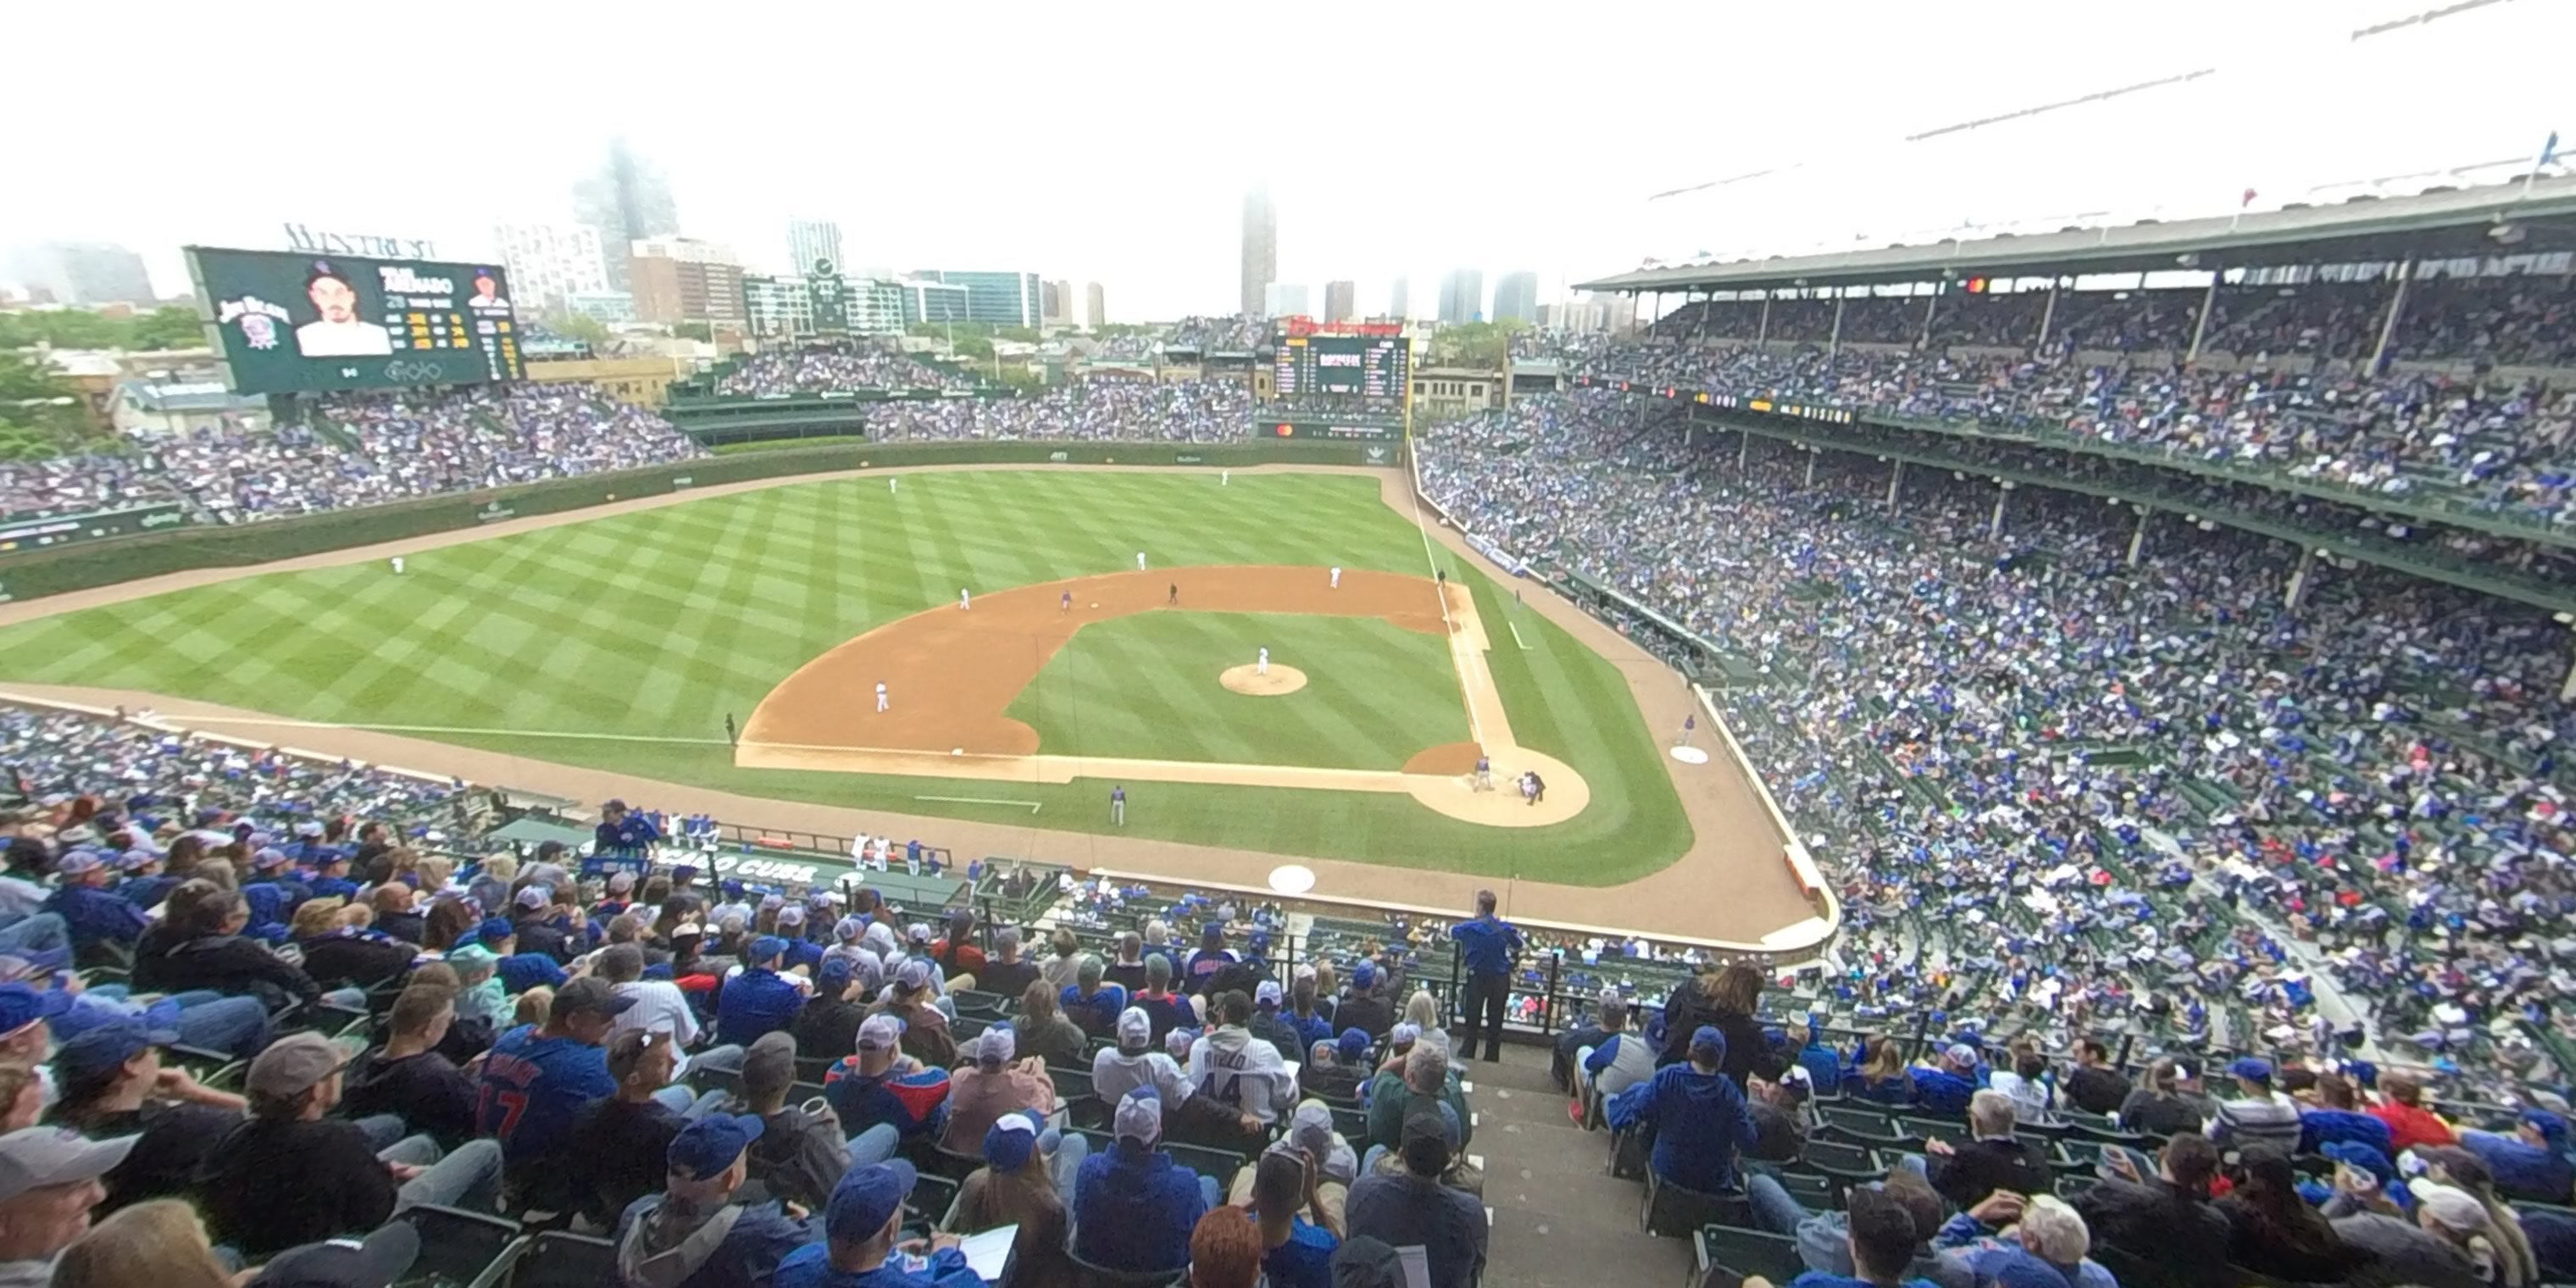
[1455,1041,1688,1288]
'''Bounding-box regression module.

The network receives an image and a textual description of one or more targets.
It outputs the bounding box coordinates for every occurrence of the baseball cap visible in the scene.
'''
[1689,1025,1725,1058]
[669,1113,763,1181]
[514,886,551,910]
[858,1013,905,1053]
[895,958,932,991]
[826,1160,919,1243]
[906,923,932,946]
[603,798,628,812]
[1254,980,1284,1008]
[749,936,789,964]
[985,1110,1045,1170]
[2410,1180,2493,1233]
[2322,1140,2393,1182]
[777,904,806,928]
[445,943,497,971]
[817,956,854,994]
[245,1223,421,1288]
[53,850,104,877]
[53,1017,180,1084]
[607,870,636,894]
[977,1024,1017,1066]
[742,1032,797,1101]
[0,948,69,984]
[114,849,158,872]
[1114,1086,1163,1145]
[1351,962,1377,989]
[552,977,639,1022]
[0,985,74,1037]
[2522,1108,2569,1145]
[2229,1057,2274,1085]
[1944,1042,1979,1066]
[292,820,325,838]
[1165,1028,1197,1060]
[1398,1108,1451,1174]
[2169,1058,2201,1082]
[253,847,291,871]
[1388,1022,1420,1049]
[1289,1101,1335,1157]
[1115,1007,1152,1048]
[0,1127,136,1204]
[474,916,515,945]
[247,1032,349,1100]
[1337,1029,1369,1063]
[835,915,867,942]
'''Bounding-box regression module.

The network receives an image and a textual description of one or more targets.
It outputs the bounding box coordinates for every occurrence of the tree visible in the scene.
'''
[548,313,613,347]
[1429,319,1529,369]
[0,353,98,459]
[130,306,203,350]
[0,304,204,353]
[672,321,713,342]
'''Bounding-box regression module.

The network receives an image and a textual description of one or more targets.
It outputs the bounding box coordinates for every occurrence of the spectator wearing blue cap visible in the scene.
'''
[774,1159,978,1288]
[303,851,359,904]
[1335,961,1392,1040]
[1184,922,1237,997]
[1304,1029,1374,1102]
[476,975,635,1211]
[2211,1058,2303,1153]
[44,1016,243,1213]
[1074,1087,1217,1274]
[954,1108,1073,1235]
[791,956,869,1058]
[1607,1024,1759,1195]
[1446,891,1524,1063]
[40,851,146,968]
[824,1013,952,1146]
[591,799,660,867]
[111,849,176,913]
[2296,1070,2394,1158]
[469,919,568,994]
[2458,1108,2575,1204]
[241,848,310,916]
[50,964,272,1063]
[716,936,806,1048]
[615,1113,815,1288]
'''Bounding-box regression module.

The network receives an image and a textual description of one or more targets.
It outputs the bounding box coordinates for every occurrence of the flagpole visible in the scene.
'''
[2525,130,2559,200]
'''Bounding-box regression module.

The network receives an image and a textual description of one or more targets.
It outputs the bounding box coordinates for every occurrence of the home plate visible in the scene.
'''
[952,747,963,755]
[1671,746,1710,764]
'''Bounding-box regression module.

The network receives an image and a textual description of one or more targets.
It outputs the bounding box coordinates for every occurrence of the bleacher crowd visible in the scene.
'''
[719,345,974,397]
[857,380,1253,444]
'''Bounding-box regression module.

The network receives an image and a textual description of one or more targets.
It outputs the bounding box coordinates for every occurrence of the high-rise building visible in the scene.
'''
[1042,279,1074,326]
[785,218,843,277]
[492,223,608,313]
[1085,281,1105,328]
[9,243,153,305]
[1388,276,1409,320]
[1438,269,1485,324]
[628,236,745,326]
[1263,283,1310,318]
[1491,271,1539,325]
[923,270,1041,327]
[1240,187,1276,317]
[571,139,680,292]
[1582,290,1640,336]
[1323,280,1357,324]
[897,277,972,325]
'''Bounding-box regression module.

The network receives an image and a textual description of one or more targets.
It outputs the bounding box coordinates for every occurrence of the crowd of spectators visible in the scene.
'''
[1164,316,1271,353]
[1423,391,2576,1106]
[717,343,974,397]
[856,379,1252,443]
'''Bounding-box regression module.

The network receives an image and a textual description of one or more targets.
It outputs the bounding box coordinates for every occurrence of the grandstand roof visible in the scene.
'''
[1577,175,2576,293]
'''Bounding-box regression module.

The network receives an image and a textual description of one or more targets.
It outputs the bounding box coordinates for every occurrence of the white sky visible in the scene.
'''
[6,0,2570,321]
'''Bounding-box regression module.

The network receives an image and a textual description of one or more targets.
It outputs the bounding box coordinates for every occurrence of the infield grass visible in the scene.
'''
[1007,611,1470,769]
[0,470,1691,882]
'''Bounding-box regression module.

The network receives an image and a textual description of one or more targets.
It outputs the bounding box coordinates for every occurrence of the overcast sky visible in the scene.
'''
[8,0,2569,320]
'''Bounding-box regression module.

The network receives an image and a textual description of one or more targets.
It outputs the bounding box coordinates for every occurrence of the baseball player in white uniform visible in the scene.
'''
[1257,647,1269,677]
[1330,566,1341,589]
[1220,470,1230,486]
[1135,552,1146,571]
[876,682,889,713]
[391,557,405,575]
[959,588,971,610]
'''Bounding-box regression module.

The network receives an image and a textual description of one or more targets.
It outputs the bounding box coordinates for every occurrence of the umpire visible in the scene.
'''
[1446,890,1523,1063]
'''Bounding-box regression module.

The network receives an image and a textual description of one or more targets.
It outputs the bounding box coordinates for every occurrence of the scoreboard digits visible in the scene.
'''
[1274,324,1409,400]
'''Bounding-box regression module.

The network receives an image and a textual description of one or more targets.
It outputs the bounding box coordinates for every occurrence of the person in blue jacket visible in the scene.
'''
[1446,890,1524,1063]
[114,849,179,911]
[42,851,147,962]
[774,1160,980,1288]
[1607,1024,1758,1194]
[1907,1044,1982,1117]
[470,919,569,994]
[717,936,806,1047]
[2457,1108,2576,1204]
[304,852,361,903]
[615,1113,818,1288]
[1074,1087,1215,1273]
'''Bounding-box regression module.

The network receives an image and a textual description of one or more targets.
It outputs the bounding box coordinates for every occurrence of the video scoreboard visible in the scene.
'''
[186,247,525,394]
[1274,319,1409,401]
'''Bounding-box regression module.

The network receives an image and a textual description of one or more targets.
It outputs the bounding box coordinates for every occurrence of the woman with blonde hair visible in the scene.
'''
[1842,1035,1918,1106]
[1402,989,1441,1039]
[48,1198,232,1288]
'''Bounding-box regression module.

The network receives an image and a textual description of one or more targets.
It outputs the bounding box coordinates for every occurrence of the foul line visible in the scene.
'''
[1402,453,1487,749]
[114,713,731,747]
[1507,619,1531,651]
[912,795,1042,814]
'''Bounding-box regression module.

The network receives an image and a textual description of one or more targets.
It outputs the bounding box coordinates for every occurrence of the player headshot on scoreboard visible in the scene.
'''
[294,259,394,358]
[469,268,508,309]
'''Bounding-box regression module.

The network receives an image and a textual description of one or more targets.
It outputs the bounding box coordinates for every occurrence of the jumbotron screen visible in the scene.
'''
[186,247,525,394]
[1274,324,1408,400]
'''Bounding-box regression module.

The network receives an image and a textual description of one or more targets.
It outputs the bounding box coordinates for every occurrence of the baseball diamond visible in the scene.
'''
[0,465,1818,938]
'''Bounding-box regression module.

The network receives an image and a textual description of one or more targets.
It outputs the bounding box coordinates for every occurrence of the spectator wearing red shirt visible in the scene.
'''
[2368,1071,2456,1154]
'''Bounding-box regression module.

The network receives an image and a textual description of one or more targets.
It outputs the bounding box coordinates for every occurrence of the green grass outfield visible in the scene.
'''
[1006,611,1470,769]
[0,470,1691,883]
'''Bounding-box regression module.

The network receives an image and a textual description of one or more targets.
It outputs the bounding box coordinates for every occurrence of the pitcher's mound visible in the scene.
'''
[1220,664,1307,696]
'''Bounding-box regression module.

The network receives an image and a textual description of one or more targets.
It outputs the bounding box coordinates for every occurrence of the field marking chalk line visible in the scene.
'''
[1507,619,1530,651]
[911,795,1043,814]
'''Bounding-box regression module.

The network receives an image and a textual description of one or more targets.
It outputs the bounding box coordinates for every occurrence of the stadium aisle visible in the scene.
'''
[1468,1043,1687,1287]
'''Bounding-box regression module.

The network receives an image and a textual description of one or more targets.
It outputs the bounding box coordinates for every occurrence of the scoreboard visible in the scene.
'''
[1274,323,1409,401]
[186,247,525,394]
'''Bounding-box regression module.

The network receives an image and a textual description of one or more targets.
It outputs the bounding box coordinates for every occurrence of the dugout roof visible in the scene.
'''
[1577,175,2576,293]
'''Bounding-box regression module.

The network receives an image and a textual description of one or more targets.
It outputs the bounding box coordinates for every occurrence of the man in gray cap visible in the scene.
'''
[0,1125,134,1285]
[200,1031,502,1257]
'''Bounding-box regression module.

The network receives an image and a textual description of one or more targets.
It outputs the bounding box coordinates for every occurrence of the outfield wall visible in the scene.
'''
[0,438,1400,603]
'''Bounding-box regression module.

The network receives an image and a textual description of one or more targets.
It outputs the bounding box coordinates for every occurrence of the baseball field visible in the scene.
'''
[0,469,1705,886]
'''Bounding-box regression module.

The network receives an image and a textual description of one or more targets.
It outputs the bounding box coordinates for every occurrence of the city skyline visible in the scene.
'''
[6,4,2570,321]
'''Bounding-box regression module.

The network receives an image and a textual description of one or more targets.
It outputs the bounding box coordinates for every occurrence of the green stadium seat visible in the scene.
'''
[1694,1224,1805,1285]
[394,1205,524,1287]
[515,1231,617,1288]
[1643,1173,1748,1237]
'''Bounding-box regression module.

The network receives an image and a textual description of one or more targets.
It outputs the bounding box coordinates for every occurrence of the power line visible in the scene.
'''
[1903,67,2216,142]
